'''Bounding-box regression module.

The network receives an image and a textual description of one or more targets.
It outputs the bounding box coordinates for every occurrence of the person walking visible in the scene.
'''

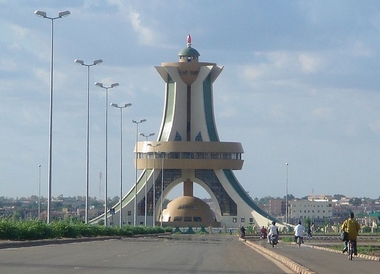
[307,225,313,239]
[341,212,360,255]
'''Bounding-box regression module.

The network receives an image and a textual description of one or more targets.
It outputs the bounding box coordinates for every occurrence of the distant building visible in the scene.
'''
[307,194,333,201]
[289,199,333,225]
[268,199,286,216]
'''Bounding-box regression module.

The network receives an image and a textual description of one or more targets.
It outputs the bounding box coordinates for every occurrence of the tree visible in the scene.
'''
[333,194,345,200]
[284,194,295,200]
[305,217,311,228]
[12,209,23,220]
[349,198,362,207]
[258,196,273,205]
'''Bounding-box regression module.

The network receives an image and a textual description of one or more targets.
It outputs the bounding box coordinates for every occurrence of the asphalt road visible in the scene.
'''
[0,236,294,274]
[249,238,379,274]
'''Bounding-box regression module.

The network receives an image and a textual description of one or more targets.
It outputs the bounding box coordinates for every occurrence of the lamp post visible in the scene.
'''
[140,133,155,226]
[147,143,160,227]
[74,59,103,224]
[111,103,132,228]
[286,162,289,224]
[95,82,119,227]
[38,164,41,220]
[35,9,70,224]
[160,152,165,227]
[132,119,147,226]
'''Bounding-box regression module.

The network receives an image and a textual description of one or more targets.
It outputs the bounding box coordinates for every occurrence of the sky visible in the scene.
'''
[1,0,379,202]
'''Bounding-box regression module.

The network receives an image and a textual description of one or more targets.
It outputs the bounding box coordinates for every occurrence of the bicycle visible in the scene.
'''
[347,240,355,260]
[269,234,278,247]
[296,236,303,247]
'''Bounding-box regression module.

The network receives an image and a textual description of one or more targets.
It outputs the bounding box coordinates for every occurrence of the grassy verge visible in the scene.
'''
[328,244,380,255]
[281,236,379,256]
[0,219,172,241]
[281,236,294,242]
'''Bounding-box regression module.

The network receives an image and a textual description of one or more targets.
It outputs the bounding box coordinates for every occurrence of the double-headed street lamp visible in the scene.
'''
[140,133,155,226]
[147,143,160,227]
[38,164,41,220]
[35,9,70,223]
[132,119,146,226]
[95,82,119,227]
[111,103,132,228]
[286,162,289,225]
[160,152,165,227]
[74,59,103,224]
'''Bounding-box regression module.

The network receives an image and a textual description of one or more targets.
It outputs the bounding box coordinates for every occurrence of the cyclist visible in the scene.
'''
[294,221,305,244]
[267,221,279,244]
[240,225,246,238]
[341,212,360,255]
[260,226,267,239]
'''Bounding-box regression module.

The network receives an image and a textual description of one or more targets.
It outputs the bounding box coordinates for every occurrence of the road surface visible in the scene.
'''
[0,235,294,274]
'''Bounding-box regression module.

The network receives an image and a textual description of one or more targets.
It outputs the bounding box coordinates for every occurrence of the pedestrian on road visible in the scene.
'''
[307,226,313,239]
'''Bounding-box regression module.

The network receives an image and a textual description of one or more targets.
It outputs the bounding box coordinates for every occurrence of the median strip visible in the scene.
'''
[245,240,316,274]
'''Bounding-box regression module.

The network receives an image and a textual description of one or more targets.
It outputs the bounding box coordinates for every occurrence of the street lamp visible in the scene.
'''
[286,162,289,224]
[74,59,103,224]
[38,164,41,220]
[95,82,119,227]
[147,143,160,227]
[140,132,155,226]
[111,103,132,228]
[35,9,70,223]
[160,152,165,227]
[132,119,146,226]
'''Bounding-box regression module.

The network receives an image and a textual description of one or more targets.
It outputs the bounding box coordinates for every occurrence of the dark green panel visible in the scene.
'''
[223,169,279,223]
[203,75,219,142]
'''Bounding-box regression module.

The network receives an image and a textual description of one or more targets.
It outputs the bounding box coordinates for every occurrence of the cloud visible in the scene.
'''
[242,66,261,80]
[10,24,27,38]
[128,10,157,46]
[350,40,374,57]
[298,53,322,73]
[369,119,380,133]
[1,58,18,72]
[241,51,324,88]
[107,0,160,46]
[312,107,332,120]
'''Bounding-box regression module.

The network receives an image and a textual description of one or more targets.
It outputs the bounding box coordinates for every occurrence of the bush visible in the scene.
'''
[0,219,18,240]
[18,220,51,240]
[0,219,171,241]
[50,221,79,238]
[0,219,54,240]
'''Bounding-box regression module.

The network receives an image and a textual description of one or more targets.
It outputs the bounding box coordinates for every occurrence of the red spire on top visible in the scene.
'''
[187,34,192,45]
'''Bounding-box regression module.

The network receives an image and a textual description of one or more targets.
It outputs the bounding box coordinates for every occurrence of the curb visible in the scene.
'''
[245,240,316,274]
[0,236,120,250]
[0,233,173,250]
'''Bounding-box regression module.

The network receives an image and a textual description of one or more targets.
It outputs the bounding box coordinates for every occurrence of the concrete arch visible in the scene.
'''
[155,176,222,222]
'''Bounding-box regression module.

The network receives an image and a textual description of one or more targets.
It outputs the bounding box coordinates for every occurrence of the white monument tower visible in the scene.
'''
[92,35,279,229]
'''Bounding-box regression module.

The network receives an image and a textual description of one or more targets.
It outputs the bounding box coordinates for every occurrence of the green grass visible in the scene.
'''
[280,236,294,242]
[325,244,379,255]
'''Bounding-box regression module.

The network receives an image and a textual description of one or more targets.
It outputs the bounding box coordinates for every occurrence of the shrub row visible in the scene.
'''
[0,219,172,241]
